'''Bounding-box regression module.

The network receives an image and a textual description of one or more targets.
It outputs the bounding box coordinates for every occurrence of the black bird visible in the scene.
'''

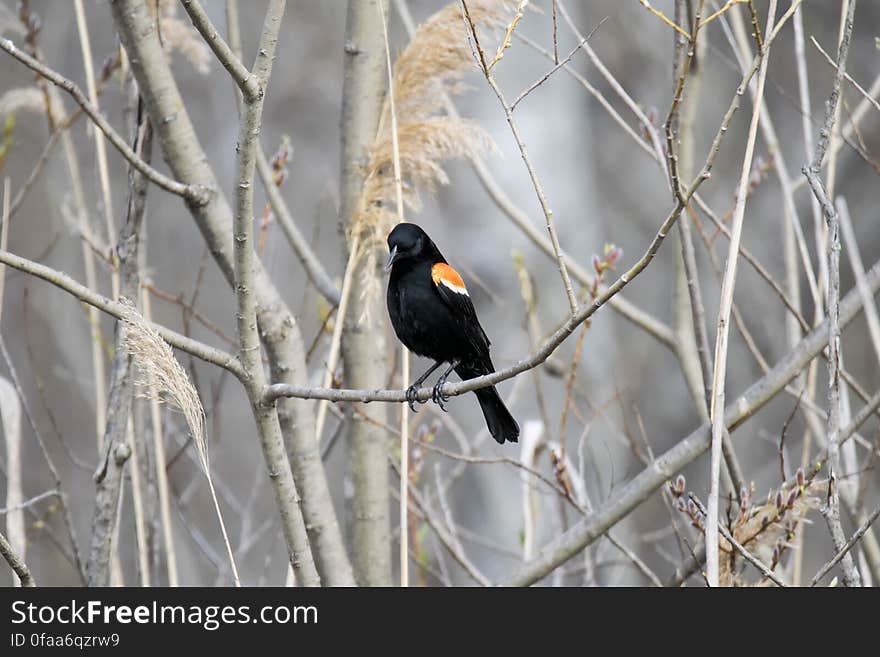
[385,222,520,444]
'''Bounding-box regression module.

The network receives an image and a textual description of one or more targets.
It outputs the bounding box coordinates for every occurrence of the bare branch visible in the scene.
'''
[230,0,321,587]
[0,37,207,204]
[803,0,861,588]
[804,169,861,587]
[0,529,35,586]
[811,502,880,586]
[179,0,261,102]
[503,259,880,586]
[0,250,245,379]
[509,18,606,112]
[811,37,880,115]
[460,0,579,315]
[85,96,152,587]
[111,0,353,586]
[255,146,341,305]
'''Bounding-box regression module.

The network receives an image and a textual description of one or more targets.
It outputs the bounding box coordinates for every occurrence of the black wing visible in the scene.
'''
[431,263,492,362]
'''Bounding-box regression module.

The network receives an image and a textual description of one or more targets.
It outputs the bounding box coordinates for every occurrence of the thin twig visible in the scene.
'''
[142,281,236,347]
[0,529,34,586]
[637,0,691,39]
[391,458,490,586]
[313,239,358,440]
[804,170,862,588]
[180,0,261,103]
[0,250,245,379]
[706,0,777,588]
[811,36,880,115]
[502,256,880,587]
[460,0,579,315]
[8,123,60,220]
[699,0,747,29]
[255,147,341,305]
[556,1,668,173]
[509,18,607,112]
[811,502,880,586]
[0,334,85,584]
[802,0,861,588]
[0,37,207,204]
[0,490,58,515]
[487,0,527,70]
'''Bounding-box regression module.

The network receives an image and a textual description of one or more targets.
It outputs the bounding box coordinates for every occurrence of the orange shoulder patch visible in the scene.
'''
[431,262,467,294]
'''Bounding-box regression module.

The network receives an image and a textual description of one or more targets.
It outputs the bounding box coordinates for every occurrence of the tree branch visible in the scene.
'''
[180,0,261,103]
[394,0,677,350]
[0,250,245,379]
[85,98,152,586]
[460,0,579,315]
[0,36,207,205]
[229,0,321,587]
[803,0,861,588]
[805,169,862,588]
[811,501,880,587]
[255,146,341,305]
[110,0,353,586]
[0,528,35,586]
[502,259,880,586]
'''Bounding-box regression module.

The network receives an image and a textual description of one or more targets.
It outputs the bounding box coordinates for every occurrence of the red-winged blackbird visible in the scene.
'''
[386,222,520,444]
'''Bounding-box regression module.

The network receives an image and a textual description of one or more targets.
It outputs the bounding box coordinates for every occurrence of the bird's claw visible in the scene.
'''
[405,385,425,413]
[432,381,450,412]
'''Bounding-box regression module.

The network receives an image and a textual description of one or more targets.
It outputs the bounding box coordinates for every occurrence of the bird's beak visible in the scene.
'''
[385,245,399,271]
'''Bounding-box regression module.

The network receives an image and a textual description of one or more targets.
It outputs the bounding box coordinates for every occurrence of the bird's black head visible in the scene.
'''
[386,222,444,270]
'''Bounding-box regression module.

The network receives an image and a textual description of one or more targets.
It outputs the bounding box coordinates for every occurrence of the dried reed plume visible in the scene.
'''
[119,298,240,585]
[671,472,820,586]
[718,479,820,587]
[352,0,507,303]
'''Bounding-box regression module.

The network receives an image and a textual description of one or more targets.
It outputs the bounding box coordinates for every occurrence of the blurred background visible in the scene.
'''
[0,0,878,586]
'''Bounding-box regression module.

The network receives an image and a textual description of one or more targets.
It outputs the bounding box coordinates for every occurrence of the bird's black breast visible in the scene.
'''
[387,260,486,364]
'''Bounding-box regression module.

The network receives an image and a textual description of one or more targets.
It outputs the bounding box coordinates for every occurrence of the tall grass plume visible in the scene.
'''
[352,0,508,307]
[670,472,821,586]
[119,298,240,585]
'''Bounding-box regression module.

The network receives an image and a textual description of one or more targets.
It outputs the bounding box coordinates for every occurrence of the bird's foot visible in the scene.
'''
[432,380,451,412]
[405,385,426,413]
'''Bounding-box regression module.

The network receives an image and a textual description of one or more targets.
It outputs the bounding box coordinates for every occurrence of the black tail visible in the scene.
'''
[455,361,519,443]
[474,386,520,444]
